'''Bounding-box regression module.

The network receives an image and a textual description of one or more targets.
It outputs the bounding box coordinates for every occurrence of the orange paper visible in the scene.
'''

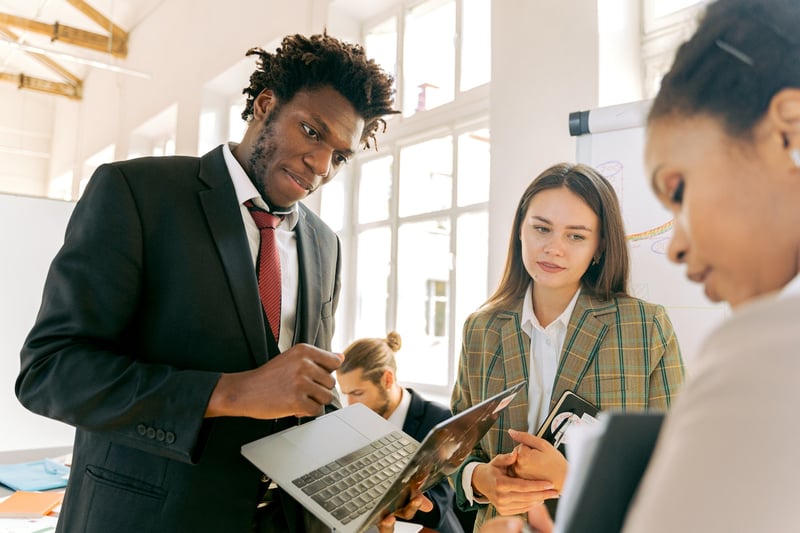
[0,490,64,518]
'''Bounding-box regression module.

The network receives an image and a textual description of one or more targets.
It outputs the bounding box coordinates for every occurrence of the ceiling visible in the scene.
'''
[0,0,163,99]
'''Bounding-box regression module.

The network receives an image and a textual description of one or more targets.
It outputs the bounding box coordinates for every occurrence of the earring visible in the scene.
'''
[791,148,800,168]
[591,257,599,266]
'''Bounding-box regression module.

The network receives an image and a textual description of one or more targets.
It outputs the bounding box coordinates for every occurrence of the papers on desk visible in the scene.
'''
[0,491,63,518]
[0,515,57,533]
[0,459,69,492]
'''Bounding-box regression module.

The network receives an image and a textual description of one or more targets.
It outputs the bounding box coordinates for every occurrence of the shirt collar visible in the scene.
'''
[222,142,299,230]
[387,387,412,428]
[521,283,581,333]
[780,272,800,298]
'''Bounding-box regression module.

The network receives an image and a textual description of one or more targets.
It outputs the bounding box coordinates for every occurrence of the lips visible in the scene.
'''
[537,261,565,273]
[285,169,314,192]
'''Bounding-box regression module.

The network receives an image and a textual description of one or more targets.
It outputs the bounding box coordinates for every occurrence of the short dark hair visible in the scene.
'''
[483,163,629,312]
[650,0,800,139]
[241,33,399,149]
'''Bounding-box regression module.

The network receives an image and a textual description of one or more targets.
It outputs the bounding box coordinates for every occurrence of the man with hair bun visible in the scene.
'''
[338,332,476,533]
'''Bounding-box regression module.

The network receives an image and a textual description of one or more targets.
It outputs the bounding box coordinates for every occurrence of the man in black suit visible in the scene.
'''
[337,332,477,533]
[16,34,398,533]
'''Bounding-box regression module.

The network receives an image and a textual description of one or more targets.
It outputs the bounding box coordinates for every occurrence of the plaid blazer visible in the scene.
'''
[450,292,685,530]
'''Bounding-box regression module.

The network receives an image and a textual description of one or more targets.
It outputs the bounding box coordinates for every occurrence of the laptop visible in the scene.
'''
[553,411,665,533]
[241,381,525,533]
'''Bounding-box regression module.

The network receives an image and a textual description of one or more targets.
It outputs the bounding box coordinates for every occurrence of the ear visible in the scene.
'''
[253,89,277,120]
[767,88,800,165]
[380,369,395,389]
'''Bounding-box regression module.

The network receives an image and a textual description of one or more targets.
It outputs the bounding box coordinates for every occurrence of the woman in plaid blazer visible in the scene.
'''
[450,163,685,531]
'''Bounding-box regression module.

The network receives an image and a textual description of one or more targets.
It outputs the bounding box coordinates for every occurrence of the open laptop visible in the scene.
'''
[241,381,525,533]
[553,411,665,533]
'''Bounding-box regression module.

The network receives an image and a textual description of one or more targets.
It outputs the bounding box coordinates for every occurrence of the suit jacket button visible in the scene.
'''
[146,427,156,439]
[156,429,165,441]
[137,424,147,436]
[165,432,176,444]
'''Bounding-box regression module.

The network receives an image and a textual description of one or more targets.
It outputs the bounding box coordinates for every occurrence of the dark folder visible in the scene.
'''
[555,411,665,533]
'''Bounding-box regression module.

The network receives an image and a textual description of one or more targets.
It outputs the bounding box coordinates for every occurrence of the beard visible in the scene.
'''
[247,105,292,211]
[372,386,392,418]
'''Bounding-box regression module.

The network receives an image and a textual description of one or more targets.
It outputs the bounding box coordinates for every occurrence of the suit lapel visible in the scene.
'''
[550,293,616,409]
[294,206,321,344]
[402,389,425,438]
[197,147,268,365]
[496,305,530,440]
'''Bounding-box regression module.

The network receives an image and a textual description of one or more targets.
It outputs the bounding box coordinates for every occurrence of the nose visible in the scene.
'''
[543,235,564,256]
[303,145,333,181]
[667,219,689,264]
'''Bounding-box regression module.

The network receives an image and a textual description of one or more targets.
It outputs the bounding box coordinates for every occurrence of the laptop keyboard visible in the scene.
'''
[292,430,419,524]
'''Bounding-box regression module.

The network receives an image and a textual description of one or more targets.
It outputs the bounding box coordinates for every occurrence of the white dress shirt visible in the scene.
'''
[223,142,299,353]
[520,284,581,433]
[387,387,412,429]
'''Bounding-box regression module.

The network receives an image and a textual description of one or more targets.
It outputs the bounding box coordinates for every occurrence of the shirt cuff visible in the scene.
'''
[462,461,491,505]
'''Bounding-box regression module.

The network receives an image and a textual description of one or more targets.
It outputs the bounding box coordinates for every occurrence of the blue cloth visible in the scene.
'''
[0,459,69,491]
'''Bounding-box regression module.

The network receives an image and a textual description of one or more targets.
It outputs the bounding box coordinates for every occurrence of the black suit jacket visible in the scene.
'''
[16,147,341,532]
[402,389,474,533]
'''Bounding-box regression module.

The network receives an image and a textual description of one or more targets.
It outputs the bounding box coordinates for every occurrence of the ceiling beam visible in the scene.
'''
[66,0,127,42]
[0,26,81,86]
[0,12,127,57]
[0,71,82,99]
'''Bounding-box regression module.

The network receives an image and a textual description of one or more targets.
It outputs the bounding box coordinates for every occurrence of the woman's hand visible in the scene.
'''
[507,429,568,492]
[473,449,559,515]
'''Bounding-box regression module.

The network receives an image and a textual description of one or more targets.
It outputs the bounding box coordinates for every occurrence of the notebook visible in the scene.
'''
[553,411,665,533]
[535,390,599,454]
[241,381,525,533]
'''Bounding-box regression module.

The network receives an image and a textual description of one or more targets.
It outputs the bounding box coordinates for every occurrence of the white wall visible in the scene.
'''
[488,0,599,289]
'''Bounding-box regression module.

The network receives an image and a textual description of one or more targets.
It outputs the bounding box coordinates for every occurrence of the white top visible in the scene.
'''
[223,142,299,353]
[521,285,581,432]
[622,283,800,532]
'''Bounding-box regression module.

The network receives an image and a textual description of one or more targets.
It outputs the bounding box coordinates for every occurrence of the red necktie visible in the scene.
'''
[245,200,282,342]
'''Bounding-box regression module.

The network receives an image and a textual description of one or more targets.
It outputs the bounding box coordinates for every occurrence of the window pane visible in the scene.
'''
[454,211,488,378]
[457,128,490,206]
[365,17,398,84]
[460,0,491,91]
[403,0,455,116]
[399,137,452,217]
[652,0,704,17]
[358,156,393,223]
[396,219,451,386]
[355,227,391,339]
[319,168,347,232]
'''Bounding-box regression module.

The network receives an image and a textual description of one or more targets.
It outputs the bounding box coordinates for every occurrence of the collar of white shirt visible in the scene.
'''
[780,273,800,299]
[387,387,412,429]
[222,142,299,230]
[520,283,581,336]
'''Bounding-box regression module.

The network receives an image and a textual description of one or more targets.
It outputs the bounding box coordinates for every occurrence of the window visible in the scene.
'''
[320,0,491,398]
[641,0,709,98]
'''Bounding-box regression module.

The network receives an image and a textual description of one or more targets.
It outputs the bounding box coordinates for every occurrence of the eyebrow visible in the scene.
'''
[531,215,593,232]
[310,113,356,157]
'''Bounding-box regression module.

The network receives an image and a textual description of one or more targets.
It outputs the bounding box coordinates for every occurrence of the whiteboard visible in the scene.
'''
[0,193,76,452]
[570,101,728,365]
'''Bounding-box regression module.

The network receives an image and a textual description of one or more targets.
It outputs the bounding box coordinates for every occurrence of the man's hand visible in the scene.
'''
[205,343,343,419]
[507,429,568,492]
[376,494,433,533]
[473,449,559,516]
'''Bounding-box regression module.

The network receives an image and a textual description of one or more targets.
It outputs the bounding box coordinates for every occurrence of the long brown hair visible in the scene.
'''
[482,163,629,313]
[340,332,402,385]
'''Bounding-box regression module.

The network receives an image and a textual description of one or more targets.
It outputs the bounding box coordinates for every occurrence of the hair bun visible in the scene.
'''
[385,331,402,352]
